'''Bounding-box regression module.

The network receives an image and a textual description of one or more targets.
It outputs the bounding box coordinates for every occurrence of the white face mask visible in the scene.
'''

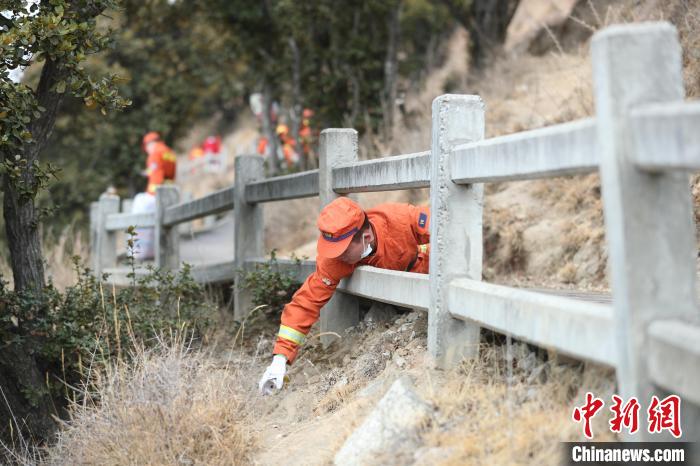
[360,236,373,259]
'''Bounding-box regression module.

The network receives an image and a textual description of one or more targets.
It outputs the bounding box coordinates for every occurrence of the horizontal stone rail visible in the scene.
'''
[630,101,700,172]
[450,117,598,184]
[337,266,429,311]
[332,151,430,193]
[243,258,316,285]
[105,212,156,231]
[101,266,149,287]
[448,279,616,366]
[647,320,700,406]
[244,170,319,203]
[89,23,700,444]
[163,186,235,227]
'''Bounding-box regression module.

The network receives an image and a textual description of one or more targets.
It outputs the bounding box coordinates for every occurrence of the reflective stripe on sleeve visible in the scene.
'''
[278,325,306,346]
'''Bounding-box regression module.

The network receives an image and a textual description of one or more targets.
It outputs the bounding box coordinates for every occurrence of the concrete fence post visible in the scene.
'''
[318,129,360,346]
[89,201,100,274]
[233,155,264,321]
[92,193,120,277]
[428,94,485,369]
[592,22,700,442]
[154,185,181,270]
[121,198,133,214]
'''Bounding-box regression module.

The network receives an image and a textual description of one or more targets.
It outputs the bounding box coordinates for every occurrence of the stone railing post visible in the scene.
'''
[592,22,699,442]
[154,185,181,270]
[121,197,133,214]
[428,94,485,369]
[91,193,119,277]
[89,201,100,274]
[318,129,360,346]
[233,155,264,320]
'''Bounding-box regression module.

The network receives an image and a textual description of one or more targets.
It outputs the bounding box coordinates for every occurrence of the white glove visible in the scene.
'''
[258,354,288,396]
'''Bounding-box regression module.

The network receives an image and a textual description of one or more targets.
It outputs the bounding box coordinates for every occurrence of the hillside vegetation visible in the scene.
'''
[2,0,700,464]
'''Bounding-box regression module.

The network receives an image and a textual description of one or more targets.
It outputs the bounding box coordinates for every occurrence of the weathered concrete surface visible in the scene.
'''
[630,101,700,172]
[592,22,700,442]
[332,151,430,194]
[334,377,433,466]
[154,186,180,270]
[451,117,598,184]
[105,212,156,231]
[233,156,264,320]
[319,129,360,345]
[448,278,616,366]
[648,320,700,406]
[428,94,483,368]
[190,260,237,284]
[243,257,316,284]
[93,195,119,275]
[338,266,429,311]
[163,185,234,227]
[245,169,319,204]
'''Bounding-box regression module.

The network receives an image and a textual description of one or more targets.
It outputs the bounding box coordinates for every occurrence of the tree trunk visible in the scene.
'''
[4,59,66,292]
[0,338,57,443]
[1,58,67,445]
[381,1,401,144]
[260,84,280,176]
[439,0,519,69]
[469,0,518,68]
[288,37,304,171]
[2,181,44,293]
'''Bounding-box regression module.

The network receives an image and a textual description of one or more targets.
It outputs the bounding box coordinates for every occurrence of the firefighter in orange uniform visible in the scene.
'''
[259,197,430,395]
[275,124,299,168]
[142,131,177,195]
[299,108,315,160]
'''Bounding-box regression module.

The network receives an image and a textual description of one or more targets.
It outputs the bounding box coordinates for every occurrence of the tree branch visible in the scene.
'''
[0,13,14,30]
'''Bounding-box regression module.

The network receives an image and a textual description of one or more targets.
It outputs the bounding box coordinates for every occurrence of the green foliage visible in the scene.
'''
[3,0,461,239]
[42,0,240,225]
[0,154,60,201]
[0,0,130,155]
[238,250,303,313]
[0,257,214,401]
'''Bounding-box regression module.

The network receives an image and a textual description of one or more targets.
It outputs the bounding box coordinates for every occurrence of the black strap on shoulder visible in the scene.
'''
[405,251,419,272]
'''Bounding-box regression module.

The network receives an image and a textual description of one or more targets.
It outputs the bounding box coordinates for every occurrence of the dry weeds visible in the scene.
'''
[417,342,617,465]
[43,335,254,466]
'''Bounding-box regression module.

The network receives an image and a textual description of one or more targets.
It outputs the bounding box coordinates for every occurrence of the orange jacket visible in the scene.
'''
[273,203,430,364]
[146,141,177,194]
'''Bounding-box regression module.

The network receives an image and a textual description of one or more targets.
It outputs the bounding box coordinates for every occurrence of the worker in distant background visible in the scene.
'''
[142,131,177,195]
[275,124,299,168]
[131,131,176,260]
[188,145,204,161]
[202,135,223,172]
[258,197,430,395]
[298,108,316,164]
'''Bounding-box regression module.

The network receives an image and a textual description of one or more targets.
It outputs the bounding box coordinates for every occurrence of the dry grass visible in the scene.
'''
[417,343,617,465]
[41,335,254,466]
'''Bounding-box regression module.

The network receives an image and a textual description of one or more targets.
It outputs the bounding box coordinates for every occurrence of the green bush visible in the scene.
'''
[0,257,214,402]
[237,250,303,314]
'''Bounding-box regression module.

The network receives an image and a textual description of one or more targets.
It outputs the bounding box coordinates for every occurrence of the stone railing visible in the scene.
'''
[90,23,700,442]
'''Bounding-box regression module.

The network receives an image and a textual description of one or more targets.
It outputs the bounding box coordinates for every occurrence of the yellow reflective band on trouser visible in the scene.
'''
[278,325,306,346]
